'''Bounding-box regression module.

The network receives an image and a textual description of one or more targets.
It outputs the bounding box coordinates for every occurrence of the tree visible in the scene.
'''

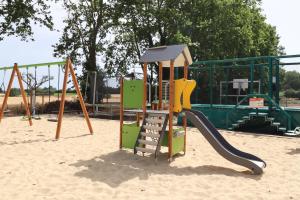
[282,71,300,91]
[0,0,54,41]
[107,0,282,74]
[53,0,110,101]
[22,73,53,115]
[53,0,109,71]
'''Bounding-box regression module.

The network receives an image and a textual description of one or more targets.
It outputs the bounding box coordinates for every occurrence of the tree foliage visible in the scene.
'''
[282,71,300,91]
[0,0,54,41]
[106,0,283,76]
[53,0,109,72]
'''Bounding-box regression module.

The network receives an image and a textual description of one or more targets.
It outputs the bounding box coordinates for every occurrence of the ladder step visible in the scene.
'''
[258,113,268,117]
[146,118,164,124]
[143,125,162,131]
[272,122,280,126]
[237,120,245,123]
[148,113,167,117]
[135,147,156,154]
[266,117,275,121]
[141,132,160,138]
[249,112,257,116]
[232,124,239,128]
[278,127,286,132]
[138,139,158,146]
[242,116,250,120]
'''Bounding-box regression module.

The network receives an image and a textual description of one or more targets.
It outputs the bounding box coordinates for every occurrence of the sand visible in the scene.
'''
[0,115,299,200]
[0,95,75,106]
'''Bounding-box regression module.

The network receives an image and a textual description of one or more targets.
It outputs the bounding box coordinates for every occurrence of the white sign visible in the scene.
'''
[249,98,264,108]
[233,79,248,89]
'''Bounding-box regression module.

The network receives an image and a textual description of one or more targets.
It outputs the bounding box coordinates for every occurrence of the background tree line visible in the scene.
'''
[1,0,299,100]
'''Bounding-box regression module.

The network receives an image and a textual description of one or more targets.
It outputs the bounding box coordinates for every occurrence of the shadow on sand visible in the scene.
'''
[70,150,262,187]
[0,134,91,146]
[287,148,300,155]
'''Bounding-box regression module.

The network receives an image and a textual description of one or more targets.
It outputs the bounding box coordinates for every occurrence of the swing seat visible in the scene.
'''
[47,118,58,122]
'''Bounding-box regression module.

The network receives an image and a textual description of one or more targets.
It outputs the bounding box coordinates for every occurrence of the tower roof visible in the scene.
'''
[139,44,193,67]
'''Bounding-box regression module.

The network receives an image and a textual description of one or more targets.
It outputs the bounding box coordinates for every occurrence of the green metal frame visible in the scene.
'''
[0,61,65,71]
[185,54,300,133]
[190,54,300,106]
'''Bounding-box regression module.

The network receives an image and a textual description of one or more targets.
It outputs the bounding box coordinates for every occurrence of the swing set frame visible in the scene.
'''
[0,58,93,139]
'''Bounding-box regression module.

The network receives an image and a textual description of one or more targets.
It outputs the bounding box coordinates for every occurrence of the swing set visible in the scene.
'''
[0,58,93,139]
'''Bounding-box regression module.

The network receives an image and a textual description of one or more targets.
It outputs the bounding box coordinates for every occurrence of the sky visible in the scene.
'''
[0,0,300,88]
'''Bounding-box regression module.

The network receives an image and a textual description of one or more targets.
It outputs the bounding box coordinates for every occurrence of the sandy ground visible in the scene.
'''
[0,94,75,106]
[0,116,299,200]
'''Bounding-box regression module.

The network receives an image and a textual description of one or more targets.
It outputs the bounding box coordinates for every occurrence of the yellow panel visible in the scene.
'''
[173,79,197,112]
[173,78,186,113]
[183,80,196,110]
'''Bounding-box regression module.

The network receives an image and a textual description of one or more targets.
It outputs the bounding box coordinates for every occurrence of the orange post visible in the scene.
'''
[0,63,32,126]
[119,77,124,149]
[15,64,32,126]
[0,65,15,122]
[143,63,147,115]
[69,60,93,134]
[183,60,188,153]
[159,62,163,110]
[168,60,175,159]
[55,60,69,139]
[55,58,93,139]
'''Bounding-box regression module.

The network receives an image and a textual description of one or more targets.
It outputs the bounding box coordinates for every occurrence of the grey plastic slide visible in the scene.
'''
[185,109,266,174]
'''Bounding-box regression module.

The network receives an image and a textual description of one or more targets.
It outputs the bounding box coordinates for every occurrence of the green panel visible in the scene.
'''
[123,80,144,109]
[0,61,65,70]
[172,135,185,156]
[122,123,140,149]
[161,128,185,156]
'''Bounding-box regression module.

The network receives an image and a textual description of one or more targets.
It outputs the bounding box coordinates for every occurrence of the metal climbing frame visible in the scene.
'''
[189,54,300,106]
[186,54,300,134]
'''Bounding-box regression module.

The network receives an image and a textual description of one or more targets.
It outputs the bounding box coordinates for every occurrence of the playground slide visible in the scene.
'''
[185,109,266,174]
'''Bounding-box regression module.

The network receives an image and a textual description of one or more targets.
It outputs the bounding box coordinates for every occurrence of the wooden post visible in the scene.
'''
[55,60,69,139]
[69,60,93,134]
[16,64,32,126]
[119,77,124,149]
[168,60,175,159]
[183,60,188,153]
[55,58,94,139]
[0,63,32,126]
[159,62,163,110]
[143,63,147,116]
[0,65,15,122]
[42,95,45,113]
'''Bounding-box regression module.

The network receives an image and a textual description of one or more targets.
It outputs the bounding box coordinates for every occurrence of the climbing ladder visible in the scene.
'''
[229,112,289,134]
[134,112,169,159]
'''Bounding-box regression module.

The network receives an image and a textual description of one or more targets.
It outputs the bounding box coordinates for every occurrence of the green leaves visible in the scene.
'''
[106,0,282,77]
[0,0,54,41]
[53,0,109,72]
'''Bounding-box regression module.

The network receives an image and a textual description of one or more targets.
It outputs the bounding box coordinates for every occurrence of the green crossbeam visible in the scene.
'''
[0,61,66,71]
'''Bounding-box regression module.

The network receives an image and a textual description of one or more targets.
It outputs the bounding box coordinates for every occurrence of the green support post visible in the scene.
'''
[250,61,254,94]
[209,64,213,108]
[259,65,263,94]
[268,57,273,102]
[174,68,179,79]
[275,59,280,105]
[196,69,199,103]
[225,68,229,104]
